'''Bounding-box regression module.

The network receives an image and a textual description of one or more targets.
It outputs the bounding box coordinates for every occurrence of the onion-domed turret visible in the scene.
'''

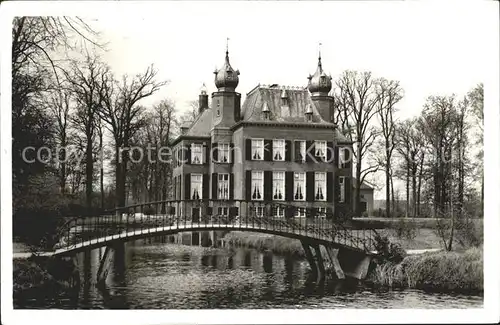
[214,49,240,92]
[307,55,332,97]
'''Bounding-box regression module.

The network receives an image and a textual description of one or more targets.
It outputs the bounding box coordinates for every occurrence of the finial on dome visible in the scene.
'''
[214,41,240,92]
[307,45,332,97]
[200,83,207,95]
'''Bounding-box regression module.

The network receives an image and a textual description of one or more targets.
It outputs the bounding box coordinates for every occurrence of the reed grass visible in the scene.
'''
[368,247,483,293]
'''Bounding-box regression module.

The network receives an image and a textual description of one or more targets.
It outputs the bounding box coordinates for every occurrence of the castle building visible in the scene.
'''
[171,48,353,219]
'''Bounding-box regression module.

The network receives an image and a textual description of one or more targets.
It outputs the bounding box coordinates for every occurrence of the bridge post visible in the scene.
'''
[96,246,113,286]
[300,241,318,278]
[311,244,326,281]
[325,246,345,280]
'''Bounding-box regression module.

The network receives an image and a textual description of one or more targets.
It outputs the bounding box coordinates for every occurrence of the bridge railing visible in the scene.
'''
[53,199,377,253]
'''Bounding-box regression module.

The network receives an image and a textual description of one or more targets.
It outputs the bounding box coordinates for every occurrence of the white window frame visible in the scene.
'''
[251,171,264,201]
[317,207,327,218]
[218,173,229,200]
[314,172,327,201]
[293,172,306,201]
[272,139,285,161]
[252,206,265,217]
[272,206,285,218]
[218,143,230,163]
[191,143,203,164]
[251,138,264,161]
[296,140,306,162]
[218,207,229,216]
[295,206,306,218]
[315,140,327,160]
[272,171,285,201]
[191,173,203,200]
[339,176,346,203]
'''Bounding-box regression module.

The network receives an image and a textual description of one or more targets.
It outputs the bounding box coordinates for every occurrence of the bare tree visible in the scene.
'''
[468,83,484,211]
[99,65,168,207]
[334,70,382,216]
[375,78,404,218]
[64,54,109,207]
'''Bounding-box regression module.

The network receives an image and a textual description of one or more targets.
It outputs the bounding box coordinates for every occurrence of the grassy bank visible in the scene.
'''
[223,232,305,257]
[13,256,80,301]
[367,247,483,294]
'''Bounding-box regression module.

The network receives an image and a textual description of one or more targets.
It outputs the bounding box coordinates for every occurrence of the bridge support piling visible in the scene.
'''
[300,241,318,278]
[325,247,345,280]
[337,248,372,280]
[96,245,114,285]
[311,244,326,281]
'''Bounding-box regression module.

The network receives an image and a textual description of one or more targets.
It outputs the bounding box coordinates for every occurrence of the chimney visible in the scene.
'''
[199,83,209,114]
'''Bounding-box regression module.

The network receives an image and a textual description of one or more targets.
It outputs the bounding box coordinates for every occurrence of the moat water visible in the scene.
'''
[14,233,483,309]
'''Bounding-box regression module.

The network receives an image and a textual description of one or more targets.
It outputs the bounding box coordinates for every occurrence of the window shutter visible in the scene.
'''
[207,207,213,216]
[230,143,235,164]
[334,146,340,167]
[264,139,272,161]
[335,175,341,203]
[185,145,191,165]
[204,144,209,164]
[327,172,334,202]
[211,173,218,199]
[306,171,314,202]
[345,147,351,169]
[327,141,334,163]
[285,206,295,218]
[245,170,252,201]
[306,141,314,162]
[285,140,291,161]
[202,174,209,200]
[229,207,238,217]
[229,173,234,200]
[285,171,294,201]
[174,177,179,200]
[184,174,191,200]
[294,141,300,162]
[245,139,252,160]
[212,142,218,163]
[264,171,272,201]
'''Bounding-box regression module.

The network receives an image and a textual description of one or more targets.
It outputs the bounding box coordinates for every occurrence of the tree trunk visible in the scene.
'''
[385,163,391,218]
[354,143,362,217]
[405,162,410,218]
[85,127,93,208]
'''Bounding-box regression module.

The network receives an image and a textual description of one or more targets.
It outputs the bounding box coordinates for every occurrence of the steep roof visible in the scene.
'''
[241,85,330,124]
[184,108,212,137]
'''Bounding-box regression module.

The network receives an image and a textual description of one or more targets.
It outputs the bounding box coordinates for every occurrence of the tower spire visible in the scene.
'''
[226,37,230,55]
[318,42,322,67]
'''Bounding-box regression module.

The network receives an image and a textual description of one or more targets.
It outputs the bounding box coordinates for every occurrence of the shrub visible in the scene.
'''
[373,233,407,264]
[393,218,418,241]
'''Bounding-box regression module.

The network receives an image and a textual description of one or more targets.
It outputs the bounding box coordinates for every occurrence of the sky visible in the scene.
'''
[87,1,490,121]
[79,1,492,199]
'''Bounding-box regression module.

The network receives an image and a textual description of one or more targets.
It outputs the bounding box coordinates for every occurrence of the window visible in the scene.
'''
[295,140,306,162]
[293,172,305,201]
[272,171,285,200]
[272,206,285,217]
[218,207,229,216]
[191,144,203,164]
[191,174,203,200]
[218,173,229,200]
[273,139,285,161]
[216,99,220,116]
[252,206,265,217]
[251,139,264,160]
[218,143,230,163]
[251,171,264,200]
[315,172,326,201]
[339,176,346,203]
[295,206,306,218]
[340,147,350,168]
[317,207,327,218]
[315,141,327,160]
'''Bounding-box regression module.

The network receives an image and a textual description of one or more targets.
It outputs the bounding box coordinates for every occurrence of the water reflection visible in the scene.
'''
[14,231,483,309]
